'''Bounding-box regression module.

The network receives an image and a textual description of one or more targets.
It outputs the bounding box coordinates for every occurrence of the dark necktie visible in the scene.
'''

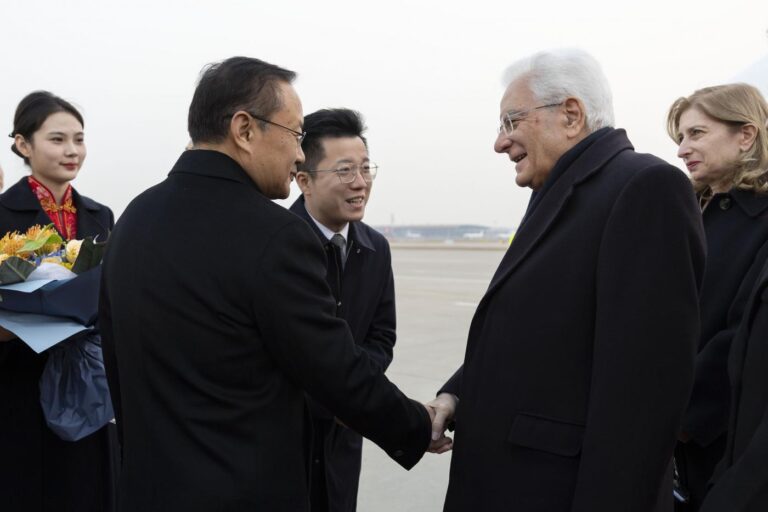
[330,233,347,269]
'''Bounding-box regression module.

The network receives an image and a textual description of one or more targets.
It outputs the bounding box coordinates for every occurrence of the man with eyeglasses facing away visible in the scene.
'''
[427,48,706,511]
[98,57,432,512]
[289,108,392,512]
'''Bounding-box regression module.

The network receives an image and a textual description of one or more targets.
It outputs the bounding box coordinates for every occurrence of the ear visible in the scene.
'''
[14,135,32,158]
[229,111,256,154]
[562,97,587,138]
[738,123,758,152]
[295,171,313,195]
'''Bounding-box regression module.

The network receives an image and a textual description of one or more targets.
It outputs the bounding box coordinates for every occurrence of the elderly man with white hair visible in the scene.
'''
[427,49,706,512]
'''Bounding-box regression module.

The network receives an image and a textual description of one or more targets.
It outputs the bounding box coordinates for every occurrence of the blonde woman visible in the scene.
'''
[667,83,768,510]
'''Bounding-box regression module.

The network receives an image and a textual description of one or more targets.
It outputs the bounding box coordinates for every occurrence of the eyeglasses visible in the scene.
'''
[498,102,563,136]
[306,163,378,184]
[225,111,306,144]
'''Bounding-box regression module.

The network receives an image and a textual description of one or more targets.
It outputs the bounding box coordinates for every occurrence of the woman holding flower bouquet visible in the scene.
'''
[0,91,116,512]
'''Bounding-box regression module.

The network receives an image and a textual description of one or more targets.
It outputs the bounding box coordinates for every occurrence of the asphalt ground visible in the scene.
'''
[357,246,506,512]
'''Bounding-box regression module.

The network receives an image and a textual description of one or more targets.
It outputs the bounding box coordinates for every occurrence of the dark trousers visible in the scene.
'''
[309,417,363,512]
[0,340,118,512]
[675,436,727,511]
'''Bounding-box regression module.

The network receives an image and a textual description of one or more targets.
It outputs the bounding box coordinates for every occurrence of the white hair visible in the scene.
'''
[502,48,615,133]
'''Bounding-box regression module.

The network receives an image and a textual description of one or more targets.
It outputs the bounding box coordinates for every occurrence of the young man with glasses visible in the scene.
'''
[291,108,393,512]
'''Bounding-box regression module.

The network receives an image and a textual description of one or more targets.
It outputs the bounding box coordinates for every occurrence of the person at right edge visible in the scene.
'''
[667,83,768,511]
[426,48,706,512]
[699,234,768,512]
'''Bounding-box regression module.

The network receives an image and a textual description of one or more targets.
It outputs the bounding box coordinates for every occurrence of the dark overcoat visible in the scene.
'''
[676,190,768,508]
[99,150,429,512]
[0,176,115,512]
[440,129,706,512]
[700,255,768,512]
[290,196,397,512]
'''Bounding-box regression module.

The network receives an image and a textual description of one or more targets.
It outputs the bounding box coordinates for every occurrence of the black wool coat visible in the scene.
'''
[290,196,397,512]
[701,256,768,512]
[289,195,396,374]
[683,190,768,445]
[440,129,706,512]
[99,150,429,512]
[0,176,115,512]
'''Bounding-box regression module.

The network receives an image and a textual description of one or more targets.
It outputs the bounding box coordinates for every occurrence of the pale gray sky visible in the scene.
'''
[1,0,766,227]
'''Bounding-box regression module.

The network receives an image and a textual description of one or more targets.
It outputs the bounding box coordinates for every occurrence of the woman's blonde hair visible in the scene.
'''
[666,83,768,195]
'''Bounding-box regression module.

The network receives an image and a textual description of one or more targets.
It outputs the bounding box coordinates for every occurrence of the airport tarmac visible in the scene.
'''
[357,246,506,512]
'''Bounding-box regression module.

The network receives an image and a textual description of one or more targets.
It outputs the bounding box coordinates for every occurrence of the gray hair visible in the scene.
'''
[502,48,615,133]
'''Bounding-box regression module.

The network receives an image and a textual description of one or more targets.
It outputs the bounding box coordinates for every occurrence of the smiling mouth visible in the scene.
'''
[513,153,527,163]
[346,197,365,206]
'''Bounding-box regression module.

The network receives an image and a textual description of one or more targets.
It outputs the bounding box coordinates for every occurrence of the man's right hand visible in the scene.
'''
[425,393,457,454]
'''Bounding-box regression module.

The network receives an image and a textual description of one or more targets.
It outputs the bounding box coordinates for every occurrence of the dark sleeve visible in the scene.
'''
[98,247,122,447]
[570,165,706,512]
[684,239,768,446]
[251,219,430,469]
[700,398,768,512]
[360,242,396,372]
[106,206,115,231]
[439,366,463,397]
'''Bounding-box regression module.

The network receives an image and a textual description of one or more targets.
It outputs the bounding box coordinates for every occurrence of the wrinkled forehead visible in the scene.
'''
[499,79,535,116]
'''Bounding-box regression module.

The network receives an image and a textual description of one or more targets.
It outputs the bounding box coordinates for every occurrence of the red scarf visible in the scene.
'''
[27,176,78,240]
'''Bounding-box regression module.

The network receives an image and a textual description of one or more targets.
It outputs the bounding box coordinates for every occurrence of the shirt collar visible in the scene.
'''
[306,211,349,242]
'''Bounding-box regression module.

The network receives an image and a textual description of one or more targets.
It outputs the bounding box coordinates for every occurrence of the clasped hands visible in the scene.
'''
[424,393,457,454]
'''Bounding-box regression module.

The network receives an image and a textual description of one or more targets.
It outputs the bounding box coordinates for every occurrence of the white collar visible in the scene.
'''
[307,211,349,242]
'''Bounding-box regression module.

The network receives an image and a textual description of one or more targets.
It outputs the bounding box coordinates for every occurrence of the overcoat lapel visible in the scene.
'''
[1,177,110,239]
[0,177,52,230]
[483,129,634,304]
[74,192,110,239]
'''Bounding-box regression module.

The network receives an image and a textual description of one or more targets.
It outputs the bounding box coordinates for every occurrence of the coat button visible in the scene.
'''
[337,301,342,307]
[719,197,732,210]
[356,248,361,254]
[393,449,404,458]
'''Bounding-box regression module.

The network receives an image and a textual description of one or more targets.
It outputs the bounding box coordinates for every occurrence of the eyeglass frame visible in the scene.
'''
[498,102,563,136]
[303,162,379,184]
[224,111,307,144]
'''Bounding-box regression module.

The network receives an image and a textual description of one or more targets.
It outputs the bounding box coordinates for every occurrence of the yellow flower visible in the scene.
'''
[0,232,28,257]
[0,253,11,264]
[24,225,44,239]
[65,239,83,263]
[31,225,60,255]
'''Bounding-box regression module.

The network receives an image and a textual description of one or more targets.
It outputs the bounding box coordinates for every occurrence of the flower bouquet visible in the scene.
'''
[0,224,114,441]
[0,224,106,352]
